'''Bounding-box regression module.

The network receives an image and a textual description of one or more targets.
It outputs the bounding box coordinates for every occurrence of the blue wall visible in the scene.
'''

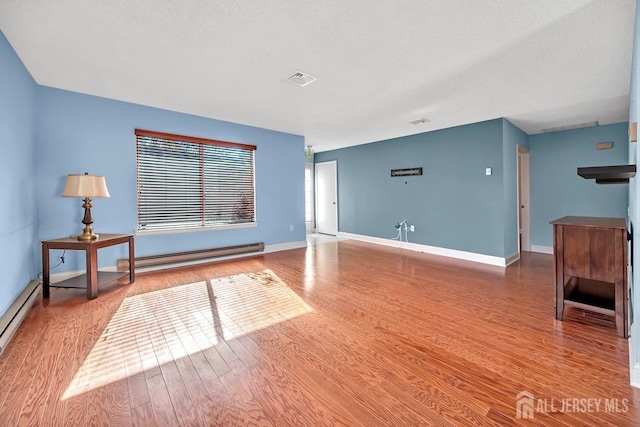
[529,123,629,247]
[503,120,529,257]
[315,119,508,257]
[0,28,306,318]
[35,87,306,272]
[0,31,39,315]
[316,118,629,260]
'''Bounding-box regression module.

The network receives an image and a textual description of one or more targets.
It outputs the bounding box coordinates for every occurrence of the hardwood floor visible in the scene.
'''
[1,240,639,426]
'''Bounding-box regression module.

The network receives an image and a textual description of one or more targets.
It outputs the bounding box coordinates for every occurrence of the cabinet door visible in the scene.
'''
[563,226,615,282]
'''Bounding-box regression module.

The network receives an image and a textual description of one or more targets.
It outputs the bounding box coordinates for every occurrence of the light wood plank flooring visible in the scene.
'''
[1,240,639,426]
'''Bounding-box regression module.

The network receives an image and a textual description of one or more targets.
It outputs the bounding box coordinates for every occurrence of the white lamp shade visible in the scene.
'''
[62,173,111,198]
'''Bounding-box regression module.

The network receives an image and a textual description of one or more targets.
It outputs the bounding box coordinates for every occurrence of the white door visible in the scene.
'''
[315,161,338,235]
[518,146,531,252]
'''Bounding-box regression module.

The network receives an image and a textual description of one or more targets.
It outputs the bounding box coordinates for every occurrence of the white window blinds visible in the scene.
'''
[135,129,256,232]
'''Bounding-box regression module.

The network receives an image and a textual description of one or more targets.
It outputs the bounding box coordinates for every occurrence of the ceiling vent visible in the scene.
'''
[409,118,430,125]
[542,121,599,133]
[286,71,317,87]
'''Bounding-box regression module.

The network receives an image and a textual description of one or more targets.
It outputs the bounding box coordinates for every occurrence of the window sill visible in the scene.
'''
[135,222,259,237]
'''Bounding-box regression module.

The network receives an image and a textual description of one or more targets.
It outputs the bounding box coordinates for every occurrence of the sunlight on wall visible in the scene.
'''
[63,269,312,399]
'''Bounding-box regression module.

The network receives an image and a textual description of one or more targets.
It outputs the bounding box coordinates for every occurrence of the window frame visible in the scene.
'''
[135,128,257,235]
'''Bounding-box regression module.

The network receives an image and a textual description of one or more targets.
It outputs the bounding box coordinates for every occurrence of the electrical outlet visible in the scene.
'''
[410,225,415,232]
[289,224,294,231]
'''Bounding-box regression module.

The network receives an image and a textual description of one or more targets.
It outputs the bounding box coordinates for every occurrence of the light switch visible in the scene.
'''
[485,168,492,176]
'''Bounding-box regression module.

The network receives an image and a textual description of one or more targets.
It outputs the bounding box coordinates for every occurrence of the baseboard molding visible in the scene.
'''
[505,251,520,266]
[50,267,117,283]
[337,232,508,267]
[630,323,640,388]
[263,241,308,253]
[50,240,308,278]
[0,279,41,355]
[531,245,554,254]
[632,363,640,389]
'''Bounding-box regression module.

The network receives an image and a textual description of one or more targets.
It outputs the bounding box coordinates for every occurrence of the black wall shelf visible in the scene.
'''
[577,164,636,184]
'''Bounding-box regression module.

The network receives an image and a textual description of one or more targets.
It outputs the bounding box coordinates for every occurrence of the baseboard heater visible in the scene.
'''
[117,242,265,272]
[0,279,41,355]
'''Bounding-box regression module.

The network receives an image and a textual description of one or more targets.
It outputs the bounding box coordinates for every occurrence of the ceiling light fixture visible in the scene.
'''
[409,118,430,125]
[305,146,314,158]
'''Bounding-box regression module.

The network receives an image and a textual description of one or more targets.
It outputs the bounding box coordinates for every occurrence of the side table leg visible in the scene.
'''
[42,244,50,298]
[614,278,625,338]
[614,231,628,338]
[86,247,98,300]
[555,277,565,321]
[553,225,564,321]
[129,237,135,283]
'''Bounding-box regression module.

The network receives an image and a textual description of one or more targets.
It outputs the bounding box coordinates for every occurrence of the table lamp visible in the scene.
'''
[62,172,111,241]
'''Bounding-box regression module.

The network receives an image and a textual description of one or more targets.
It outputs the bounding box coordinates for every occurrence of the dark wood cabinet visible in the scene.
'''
[551,216,628,338]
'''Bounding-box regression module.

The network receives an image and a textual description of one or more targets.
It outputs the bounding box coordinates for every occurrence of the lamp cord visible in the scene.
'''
[37,249,67,279]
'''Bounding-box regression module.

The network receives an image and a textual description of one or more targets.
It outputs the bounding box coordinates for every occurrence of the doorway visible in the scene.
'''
[315,160,338,235]
[517,146,531,252]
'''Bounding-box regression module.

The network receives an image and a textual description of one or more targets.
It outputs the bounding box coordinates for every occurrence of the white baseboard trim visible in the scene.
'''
[531,245,553,254]
[505,251,520,266]
[50,240,308,279]
[50,267,117,283]
[264,241,308,253]
[337,232,508,267]
[630,323,640,388]
[631,363,640,389]
[49,271,81,283]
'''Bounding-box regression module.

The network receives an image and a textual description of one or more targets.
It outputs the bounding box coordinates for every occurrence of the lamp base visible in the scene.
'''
[77,225,98,241]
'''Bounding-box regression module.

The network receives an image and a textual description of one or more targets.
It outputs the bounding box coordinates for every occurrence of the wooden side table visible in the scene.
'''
[42,234,135,300]
[550,216,628,338]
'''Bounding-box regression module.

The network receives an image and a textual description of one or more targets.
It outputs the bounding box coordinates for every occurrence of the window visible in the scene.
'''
[135,129,256,232]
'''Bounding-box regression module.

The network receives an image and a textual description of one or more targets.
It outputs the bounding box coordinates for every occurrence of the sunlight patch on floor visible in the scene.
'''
[211,269,313,340]
[63,279,215,399]
[63,269,311,399]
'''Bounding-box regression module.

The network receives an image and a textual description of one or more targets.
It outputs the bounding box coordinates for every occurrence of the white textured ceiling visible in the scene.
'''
[0,1,635,152]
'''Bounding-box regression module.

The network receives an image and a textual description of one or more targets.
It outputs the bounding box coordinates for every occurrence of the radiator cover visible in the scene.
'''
[117,242,265,271]
[0,280,41,355]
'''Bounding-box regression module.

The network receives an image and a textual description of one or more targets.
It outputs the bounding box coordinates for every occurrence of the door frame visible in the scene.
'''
[517,145,531,252]
[304,162,315,233]
[315,160,338,235]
